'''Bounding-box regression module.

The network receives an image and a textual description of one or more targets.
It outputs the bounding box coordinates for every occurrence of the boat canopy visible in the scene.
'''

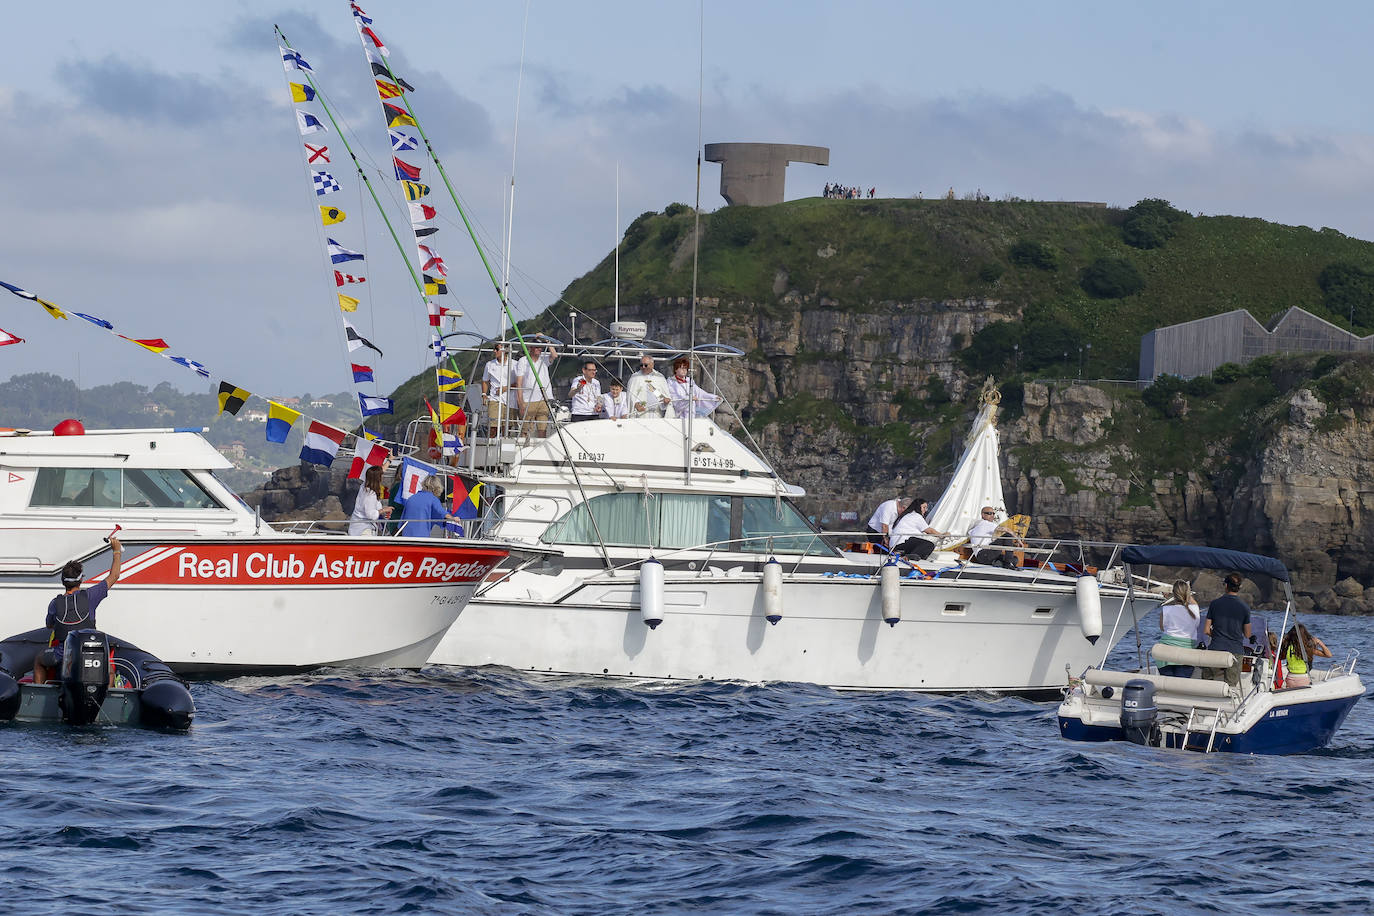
[1120,545,1289,582]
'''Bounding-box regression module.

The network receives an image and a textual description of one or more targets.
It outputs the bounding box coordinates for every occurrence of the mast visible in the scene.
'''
[685,0,705,485]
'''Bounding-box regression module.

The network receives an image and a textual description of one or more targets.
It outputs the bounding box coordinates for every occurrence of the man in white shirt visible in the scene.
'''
[514,342,558,437]
[627,354,673,418]
[966,506,1023,567]
[865,496,909,546]
[569,359,603,421]
[481,342,515,438]
[601,379,630,419]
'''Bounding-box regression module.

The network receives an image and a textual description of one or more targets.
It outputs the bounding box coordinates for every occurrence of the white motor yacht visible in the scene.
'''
[426,367,1158,694]
[0,425,509,674]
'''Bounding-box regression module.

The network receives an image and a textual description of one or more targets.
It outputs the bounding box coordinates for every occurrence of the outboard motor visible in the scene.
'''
[1119,678,1158,747]
[58,629,110,726]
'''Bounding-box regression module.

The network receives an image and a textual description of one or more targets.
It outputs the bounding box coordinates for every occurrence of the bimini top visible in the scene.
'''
[1120,545,1289,582]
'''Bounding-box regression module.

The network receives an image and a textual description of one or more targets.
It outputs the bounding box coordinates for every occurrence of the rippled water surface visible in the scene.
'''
[2,616,1372,914]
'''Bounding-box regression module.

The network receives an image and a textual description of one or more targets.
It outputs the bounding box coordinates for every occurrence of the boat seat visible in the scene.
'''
[1084,668,1232,698]
[1150,643,1237,670]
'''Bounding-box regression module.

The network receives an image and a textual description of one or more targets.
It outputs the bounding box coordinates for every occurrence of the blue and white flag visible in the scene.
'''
[359,393,394,417]
[74,312,114,330]
[168,355,210,378]
[389,129,418,152]
[312,170,341,196]
[327,238,364,264]
[395,455,438,506]
[281,46,313,73]
[442,431,464,456]
[296,110,326,135]
[430,334,450,360]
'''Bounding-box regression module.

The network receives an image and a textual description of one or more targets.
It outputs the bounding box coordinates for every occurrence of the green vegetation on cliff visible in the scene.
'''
[558,197,1374,381]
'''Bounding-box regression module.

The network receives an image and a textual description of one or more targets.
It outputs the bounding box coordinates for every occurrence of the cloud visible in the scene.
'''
[56,55,248,125]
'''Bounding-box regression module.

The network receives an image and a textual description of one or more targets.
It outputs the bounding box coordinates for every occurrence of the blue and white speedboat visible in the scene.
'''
[1057,545,1363,755]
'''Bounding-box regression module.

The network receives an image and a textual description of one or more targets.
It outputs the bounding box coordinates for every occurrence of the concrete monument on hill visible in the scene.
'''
[704,142,829,206]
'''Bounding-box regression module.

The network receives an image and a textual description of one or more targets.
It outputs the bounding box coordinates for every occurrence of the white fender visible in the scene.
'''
[639,557,665,630]
[762,557,783,625]
[1076,574,1102,645]
[880,563,901,627]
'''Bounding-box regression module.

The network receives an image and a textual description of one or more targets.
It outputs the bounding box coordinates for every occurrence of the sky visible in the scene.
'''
[3,0,1374,400]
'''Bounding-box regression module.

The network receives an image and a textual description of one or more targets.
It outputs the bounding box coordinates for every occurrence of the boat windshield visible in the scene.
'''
[542,492,832,556]
[29,467,225,510]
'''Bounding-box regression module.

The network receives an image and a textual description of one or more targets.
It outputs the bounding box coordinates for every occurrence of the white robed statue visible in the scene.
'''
[667,357,722,418]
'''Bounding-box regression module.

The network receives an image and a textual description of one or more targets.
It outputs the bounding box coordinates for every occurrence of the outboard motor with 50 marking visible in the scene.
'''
[1120,678,1159,747]
[58,629,110,725]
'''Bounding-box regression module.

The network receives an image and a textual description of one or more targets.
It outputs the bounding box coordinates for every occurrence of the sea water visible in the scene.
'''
[2,615,1371,915]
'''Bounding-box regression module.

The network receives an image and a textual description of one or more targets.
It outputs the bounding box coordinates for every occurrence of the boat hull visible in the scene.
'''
[0,538,508,674]
[432,570,1142,693]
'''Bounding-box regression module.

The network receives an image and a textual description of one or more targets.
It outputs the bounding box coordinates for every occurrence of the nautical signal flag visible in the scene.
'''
[359,393,394,417]
[370,61,416,93]
[320,205,346,225]
[401,181,429,201]
[360,25,389,56]
[430,335,450,360]
[281,46,313,72]
[343,317,383,356]
[384,102,416,128]
[418,244,446,276]
[351,363,374,384]
[426,300,441,328]
[300,420,346,466]
[296,110,326,135]
[423,274,447,296]
[395,456,437,506]
[393,157,421,181]
[0,326,22,347]
[414,226,438,238]
[338,293,360,313]
[305,143,330,164]
[120,336,170,354]
[389,129,417,152]
[375,79,402,99]
[334,270,366,286]
[327,238,363,264]
[289,82,316,102]
[265,401,302,444]
[351,2,373,25]
[0,280,67,320]
[451,476,481,520]
[437,402,465,426]
[438,367,463,391]
[74,312,113,329]
[347,438,389,480]
[312,170,340,196]
[168,356,209,378]
[408,202,436,223]
[217,381,251,416]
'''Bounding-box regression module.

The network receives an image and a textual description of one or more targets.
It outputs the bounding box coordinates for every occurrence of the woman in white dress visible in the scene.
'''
[348,465,393,536]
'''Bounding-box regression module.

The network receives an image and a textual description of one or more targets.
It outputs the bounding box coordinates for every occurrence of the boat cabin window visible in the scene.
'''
[542,492,831,556]
[30,468,224,510]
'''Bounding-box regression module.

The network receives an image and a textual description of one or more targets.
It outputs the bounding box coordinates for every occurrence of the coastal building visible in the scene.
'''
[1139,307,1374,381]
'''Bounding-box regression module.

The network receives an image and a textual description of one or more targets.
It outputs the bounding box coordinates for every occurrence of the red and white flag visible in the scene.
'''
[347,437,390,480]
[417,244,446,276]
[407,201,436,223]
[334,270,367,286]
[0,326,22,347]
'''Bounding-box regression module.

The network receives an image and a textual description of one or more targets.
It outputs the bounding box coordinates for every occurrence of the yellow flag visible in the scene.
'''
[437,367,464,391]
[36,297,68,320]
[338,293,359,312]
[438,402,463,424]
[320,205,346,225]
[289,82,315,102]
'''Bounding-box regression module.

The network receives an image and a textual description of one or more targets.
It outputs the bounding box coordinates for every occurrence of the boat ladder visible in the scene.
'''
[1181,706,1221,753]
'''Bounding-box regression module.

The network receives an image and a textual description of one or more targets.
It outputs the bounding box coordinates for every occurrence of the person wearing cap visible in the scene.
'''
[514,341,558,437]
[569,359,603,422]
[34,536,123,685]
[667,356,722,418]
[627,354,672,418]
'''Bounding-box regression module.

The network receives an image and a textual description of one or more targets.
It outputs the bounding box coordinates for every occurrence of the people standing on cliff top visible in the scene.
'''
[865,496,910,546]
[667,356,722,418]
[628,354,672,418]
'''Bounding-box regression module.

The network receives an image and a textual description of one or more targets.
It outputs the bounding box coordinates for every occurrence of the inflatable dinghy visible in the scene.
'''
[0,628,194,730]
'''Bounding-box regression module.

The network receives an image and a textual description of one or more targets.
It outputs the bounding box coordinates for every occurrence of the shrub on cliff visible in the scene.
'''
[1080,257,1144,298]
[1318,262,1374,330]
[1009,240,1058,270]
[1122,198,1188,249]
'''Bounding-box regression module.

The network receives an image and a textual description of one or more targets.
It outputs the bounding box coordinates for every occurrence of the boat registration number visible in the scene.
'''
[692,455,735,469]
[575,451,605,463]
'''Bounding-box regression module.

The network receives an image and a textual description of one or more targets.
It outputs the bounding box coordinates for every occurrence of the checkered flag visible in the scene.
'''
[312,170,341,196]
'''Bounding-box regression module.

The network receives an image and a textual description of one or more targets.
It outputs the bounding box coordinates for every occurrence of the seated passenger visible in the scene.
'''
[1155,580,1201,679]
[890,497,950,561]
[965,506,1023,568]
[1278,622,1332,688]
[34,536,123,686]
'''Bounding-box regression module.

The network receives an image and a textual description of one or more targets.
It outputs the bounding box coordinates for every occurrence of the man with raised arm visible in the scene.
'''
[34,536,122,685]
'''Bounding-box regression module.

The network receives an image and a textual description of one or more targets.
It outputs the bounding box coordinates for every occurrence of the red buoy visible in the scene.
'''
[52,419,85,436]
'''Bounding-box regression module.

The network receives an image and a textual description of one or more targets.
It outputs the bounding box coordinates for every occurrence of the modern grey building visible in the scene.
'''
[1139,307,1374,381]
